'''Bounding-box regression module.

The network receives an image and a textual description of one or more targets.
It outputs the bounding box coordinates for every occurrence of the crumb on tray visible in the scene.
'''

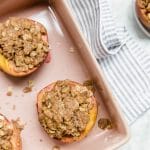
[69,47,75,53]
[23,80,34,93]
[13,118,24,131]
[6,86,13,96]
[83,80,95,93]
[98,118,113,130]
[52,145,60,150]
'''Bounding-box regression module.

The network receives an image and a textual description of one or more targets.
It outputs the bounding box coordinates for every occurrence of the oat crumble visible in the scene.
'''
[83,80,95,93]
[98,118,113,130]
[6,86,13,96]
[52,145,60,150]
[23,80,34,93]
[0,18,49,72]
[0,116,13,150]
[68,47,75,53]
[138,0,150,21]
[39,80,94,139]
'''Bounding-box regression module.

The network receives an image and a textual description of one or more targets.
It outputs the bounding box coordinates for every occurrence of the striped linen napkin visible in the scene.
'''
[68,0,150,124]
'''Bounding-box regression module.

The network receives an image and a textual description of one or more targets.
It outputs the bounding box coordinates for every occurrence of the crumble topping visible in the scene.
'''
[98,118,113,130]
[23,80,34,93]
[6,86,13,96]
[138,0,150,22]
[39,80,94,139]
[83,80,95,93]
[0,18,49,72]
[0,116,13,150]
[52,145,60,150]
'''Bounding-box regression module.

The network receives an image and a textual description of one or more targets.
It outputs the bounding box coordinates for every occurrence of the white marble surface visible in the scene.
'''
[109,0,150,149]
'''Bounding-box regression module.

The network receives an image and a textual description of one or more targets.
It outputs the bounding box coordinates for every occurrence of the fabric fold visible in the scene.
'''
[100,27,150,123]
[68,0,122,58]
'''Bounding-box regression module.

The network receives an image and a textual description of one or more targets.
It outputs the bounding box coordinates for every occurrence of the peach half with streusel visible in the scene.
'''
[37,80,98,143]
[0,17,49,77]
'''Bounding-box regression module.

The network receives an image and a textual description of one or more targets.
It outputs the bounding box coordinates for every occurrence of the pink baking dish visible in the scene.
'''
[0,0,129,149]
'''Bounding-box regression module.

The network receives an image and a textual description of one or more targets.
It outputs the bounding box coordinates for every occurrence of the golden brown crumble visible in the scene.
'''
[98,118,113,130]
[83,80,95,93]
[68,47,75,53]
[138,0,150,21]
[13,118,24,131]
[39,80,94,139]
[0,116,13,150]
[52,145,60,150]
[6,92,12,96]
[6,86,13,96]
[0,17,49,72]
[23,80,34,93]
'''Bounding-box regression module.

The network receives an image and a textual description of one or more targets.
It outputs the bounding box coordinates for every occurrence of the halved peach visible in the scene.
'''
[0,114,22,150]
[37,80,98,143]
[136,0,150,29]
[0,18,49,77]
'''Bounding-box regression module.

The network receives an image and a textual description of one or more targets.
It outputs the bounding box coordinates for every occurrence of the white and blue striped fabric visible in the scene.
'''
[68,0,150,124]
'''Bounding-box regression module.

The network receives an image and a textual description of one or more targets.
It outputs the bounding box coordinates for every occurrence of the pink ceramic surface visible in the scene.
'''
[0,0,129,150]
